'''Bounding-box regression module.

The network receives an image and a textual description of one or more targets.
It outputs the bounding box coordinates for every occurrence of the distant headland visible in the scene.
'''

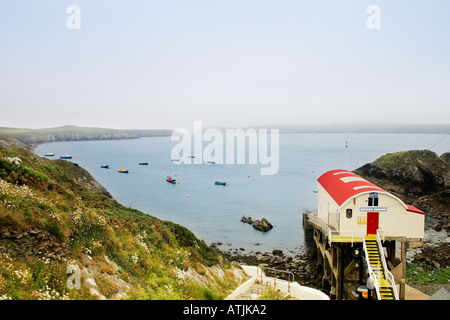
[1,123,449,151]
[0,125,173,150]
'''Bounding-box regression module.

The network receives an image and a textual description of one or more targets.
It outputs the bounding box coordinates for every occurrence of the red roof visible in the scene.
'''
[406,205,425,214]
[317,169,424,214]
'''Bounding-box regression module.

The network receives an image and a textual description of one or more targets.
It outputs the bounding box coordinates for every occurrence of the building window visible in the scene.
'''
[346,208,353,218]
[368,197,379,206]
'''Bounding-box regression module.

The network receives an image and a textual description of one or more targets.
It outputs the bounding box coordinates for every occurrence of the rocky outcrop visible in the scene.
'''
[4,157,22,165]
[441,152,450,167]
[354,150,450,232]
[219,249,322,288]
[0,226,68,261]
[52,160,113,198]
[354,150,449,196]
[0,140,11,150]
[241,216,273,232]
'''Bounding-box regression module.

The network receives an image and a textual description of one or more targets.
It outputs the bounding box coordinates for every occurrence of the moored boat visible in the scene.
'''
[166,176,176,184]
[215,181,227,186]
[207,160,216,165]
[44,153,55,157]
[118,169,129,173]
[138,162,149,165]
[60,154,72,159]
[101,165,110,169]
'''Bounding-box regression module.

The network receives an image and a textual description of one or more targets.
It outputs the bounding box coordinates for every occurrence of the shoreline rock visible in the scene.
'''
[217,248,323,289]
[241,216,273,232]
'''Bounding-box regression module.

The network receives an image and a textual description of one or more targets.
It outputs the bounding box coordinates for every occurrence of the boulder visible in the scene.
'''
[272,249,283,256]
[241,216,273,231]
[251,218,273,232]
[5,157,22,165]
[240,216,253,224]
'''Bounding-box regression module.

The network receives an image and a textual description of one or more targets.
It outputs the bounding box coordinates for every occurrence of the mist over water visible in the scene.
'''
[35,133,449,255]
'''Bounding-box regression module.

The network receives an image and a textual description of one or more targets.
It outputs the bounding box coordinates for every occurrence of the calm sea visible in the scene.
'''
[35,133,449,255]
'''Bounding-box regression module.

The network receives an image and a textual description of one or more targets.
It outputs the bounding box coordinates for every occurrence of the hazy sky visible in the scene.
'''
[1,0,449,130]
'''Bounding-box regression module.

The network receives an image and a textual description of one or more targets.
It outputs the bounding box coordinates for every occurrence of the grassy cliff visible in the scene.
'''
[0,142,245,300]
[0,125,172,150]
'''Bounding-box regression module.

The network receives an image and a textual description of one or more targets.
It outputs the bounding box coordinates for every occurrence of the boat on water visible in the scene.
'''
[101,165,110,169]
[215,181,227,186]
[138,162,149,165]
[166,176,176,184]
[118,169,129,173]
[60,154,72,159]
[171,158,180,162]
[188,155,195,158]
[207,160,216,165]
[44,153,55,157]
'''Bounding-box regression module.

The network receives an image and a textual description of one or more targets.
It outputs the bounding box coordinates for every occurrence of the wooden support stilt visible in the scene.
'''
[400,240,406,300]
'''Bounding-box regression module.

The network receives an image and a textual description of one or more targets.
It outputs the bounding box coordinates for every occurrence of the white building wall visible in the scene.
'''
[339,193,424,239]
[317,184,340,229]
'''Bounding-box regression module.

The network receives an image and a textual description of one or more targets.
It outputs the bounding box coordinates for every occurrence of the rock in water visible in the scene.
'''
[251,218,273,231]
[241,216,273,232]
[240,216,253,224]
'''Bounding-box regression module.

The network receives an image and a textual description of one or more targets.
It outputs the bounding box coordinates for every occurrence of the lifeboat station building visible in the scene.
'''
[305,169,425,300]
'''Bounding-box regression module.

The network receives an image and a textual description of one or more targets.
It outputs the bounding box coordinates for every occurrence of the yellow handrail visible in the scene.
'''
[363,231,399,300]
[376,229,399,300]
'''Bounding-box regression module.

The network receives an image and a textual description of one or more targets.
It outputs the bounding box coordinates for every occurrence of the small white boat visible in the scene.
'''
[44,153,55,157]
[60,154,72,159]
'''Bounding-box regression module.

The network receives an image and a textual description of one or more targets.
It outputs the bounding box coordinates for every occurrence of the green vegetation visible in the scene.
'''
[257,286,289,300]
[0,143,243,300]
[374,150,447,172]
[407,262,450,285]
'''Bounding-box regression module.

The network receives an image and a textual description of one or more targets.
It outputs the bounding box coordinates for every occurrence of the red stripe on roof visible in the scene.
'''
[317,169,388,207]
[318,170,425,215]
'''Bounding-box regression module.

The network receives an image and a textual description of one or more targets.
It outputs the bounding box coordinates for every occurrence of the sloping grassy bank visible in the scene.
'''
[0,143,245,300]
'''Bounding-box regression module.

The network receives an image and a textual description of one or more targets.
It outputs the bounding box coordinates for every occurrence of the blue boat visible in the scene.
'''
[60,154,72,159]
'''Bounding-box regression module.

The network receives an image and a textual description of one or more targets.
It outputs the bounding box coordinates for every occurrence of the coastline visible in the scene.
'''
[28,136,325,291]
[2,133,448,299]
[0,126,173,151]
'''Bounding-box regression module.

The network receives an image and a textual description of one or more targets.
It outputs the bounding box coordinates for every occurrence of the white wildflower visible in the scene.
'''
[71,208,83,226]
[131,253,139,265]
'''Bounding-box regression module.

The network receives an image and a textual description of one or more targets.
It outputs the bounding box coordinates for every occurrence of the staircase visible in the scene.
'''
[364,234,398,300]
